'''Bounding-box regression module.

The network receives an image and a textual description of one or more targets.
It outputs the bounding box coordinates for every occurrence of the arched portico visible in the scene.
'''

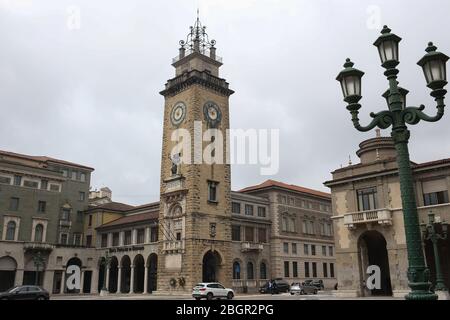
[0,256,17,291]
[202,250,223,283]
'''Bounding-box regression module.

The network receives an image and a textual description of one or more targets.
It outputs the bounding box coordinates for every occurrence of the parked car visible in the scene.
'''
[192,283,234,300]
[303,279,324,290]
[290,283,318,295]
[0,285,50,300]
[259,279,290,294]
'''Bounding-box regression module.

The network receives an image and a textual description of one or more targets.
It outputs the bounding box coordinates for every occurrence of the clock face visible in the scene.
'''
[170,102,186,126]
[203,101,222,127]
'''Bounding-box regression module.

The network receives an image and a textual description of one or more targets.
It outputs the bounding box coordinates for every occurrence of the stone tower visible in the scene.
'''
[157,14,234,293]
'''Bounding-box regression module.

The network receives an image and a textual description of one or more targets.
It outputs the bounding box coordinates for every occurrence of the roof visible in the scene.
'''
[0,149,94,171]
[239,179,330,199]
[87,202,135,212]
[413,157,450,169]
[97,211,159,229]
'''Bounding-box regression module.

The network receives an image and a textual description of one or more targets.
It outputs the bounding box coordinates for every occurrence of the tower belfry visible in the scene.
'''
[157,14,233,293]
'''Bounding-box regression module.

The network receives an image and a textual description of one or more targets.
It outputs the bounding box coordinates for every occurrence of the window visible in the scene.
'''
[14,175,22,186]
[257,207,266,217]
[424,191,449,206]
[34,224,44,242]
[282,216,288,231]
[0,176,11,184]
[293,262,298,278]
[73,233,82,246]
[247,262,254,279]
[6,221,16,240]
[320,223,325,235]
[330,263,335,278]
[79,192,85,201]
[150,227,158,242]
[60,208,70,221]
[289,217,295,232]
[322,246,327,256]
[38,201,46,213]
[76,211,83,222]
[312,262,317,278]
[88,215,93,227]
[260,262,267,279]
[258,228,267,243]
[309,221,315,234]
[208,181,218,202]
[304,244,309,255]
[233,262,241,279]
[232,225,241,241]
[124,231,132,245]
[323,263,328,278]
[280,196,287,204]
[176,232,181,240]
[232,202,241,214]
[329,246,334,256]
[304,262,310,278]
[62,170,68,177]
[302,220,307,233]
[112,233,120,246]
[292,243,297,255]
[86,235,92,247]
[50,184,61,192]
[283,242,289,254]
[245,204,253,216]
[284,261,290,278]
[24,180,39,188]
[101,234,108,248]
[60,233,69,245]
[80,173,86,182]
[326,223,333,236]
[71,171,77,180]
[245,227,254,242]
[311,245,316,256]
[9,197,19,211]
[137,229,145,244]
[357,187,378,211]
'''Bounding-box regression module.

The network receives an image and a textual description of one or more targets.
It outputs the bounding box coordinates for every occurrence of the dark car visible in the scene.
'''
[0,285,50,300]
[303,279,324,290]
[259,279,290,294]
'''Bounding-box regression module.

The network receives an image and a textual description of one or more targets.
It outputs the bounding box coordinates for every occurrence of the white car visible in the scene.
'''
[192,282,234,300]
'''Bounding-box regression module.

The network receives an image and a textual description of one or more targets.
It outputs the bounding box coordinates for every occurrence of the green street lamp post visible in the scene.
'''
[337,25,448,300]
[421,212,448,292]
[32,251,45,286]
[100,251,112,293]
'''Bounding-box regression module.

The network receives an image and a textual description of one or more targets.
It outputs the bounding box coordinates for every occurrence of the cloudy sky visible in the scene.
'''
[1,0,449,205]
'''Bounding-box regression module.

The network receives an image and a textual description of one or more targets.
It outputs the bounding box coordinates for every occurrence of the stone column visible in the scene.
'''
[14,269,24,286]
[43,270,53,293]
[117,267,122,293]
[91,267,99,294]
[145,227,150,244]
[80,270,85,294]
[130,265,135,293]
[143,266,148,294]
[60,270,66,294]
[105,266,110,291]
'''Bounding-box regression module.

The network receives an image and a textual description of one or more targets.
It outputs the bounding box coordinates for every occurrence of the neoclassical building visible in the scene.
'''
[324,132,450,298]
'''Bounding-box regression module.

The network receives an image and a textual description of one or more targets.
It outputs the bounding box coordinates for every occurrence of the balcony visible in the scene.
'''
[23,242,55,252]
[163,240,184,253]
[241,242,264,253]
[59,219,72,227]
[344,209,393,229]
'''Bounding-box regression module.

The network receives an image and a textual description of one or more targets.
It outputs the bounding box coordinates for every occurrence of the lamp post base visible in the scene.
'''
[100,289,109,297]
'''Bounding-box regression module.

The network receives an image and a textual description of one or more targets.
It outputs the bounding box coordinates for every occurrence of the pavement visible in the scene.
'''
[50,291,402,300]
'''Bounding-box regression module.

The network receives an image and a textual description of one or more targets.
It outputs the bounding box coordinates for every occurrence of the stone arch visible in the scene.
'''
[133,254,145,293]
[357,230,392,296]
[232,259,242,280]
[120,255,131,293]
[202,250,223,283]
[0,256,17,291]
[147,253,158,293]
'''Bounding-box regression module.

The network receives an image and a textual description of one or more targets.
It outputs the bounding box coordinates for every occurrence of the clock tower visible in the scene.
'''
[157,14,234,293]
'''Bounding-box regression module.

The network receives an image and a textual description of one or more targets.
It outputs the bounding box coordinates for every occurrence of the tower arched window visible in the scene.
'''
[34,224,44,242]
[247,262,254,280]
[233,261,241,279]
[6,221,16,240]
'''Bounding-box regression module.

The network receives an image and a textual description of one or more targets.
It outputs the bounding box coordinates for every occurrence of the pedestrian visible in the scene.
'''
[268,279,273,295]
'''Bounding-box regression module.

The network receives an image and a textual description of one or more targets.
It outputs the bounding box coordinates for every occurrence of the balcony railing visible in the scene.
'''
[172,49,223,64]
[241,242,264,252]
[344,209,393,229]
[23,242,55,252]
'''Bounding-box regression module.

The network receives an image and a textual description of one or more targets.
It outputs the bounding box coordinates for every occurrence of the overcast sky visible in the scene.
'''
[1,0,449,205]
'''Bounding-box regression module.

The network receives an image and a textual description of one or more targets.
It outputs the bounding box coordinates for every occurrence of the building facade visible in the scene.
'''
[324,133,450,298]
[0,150,99,293]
